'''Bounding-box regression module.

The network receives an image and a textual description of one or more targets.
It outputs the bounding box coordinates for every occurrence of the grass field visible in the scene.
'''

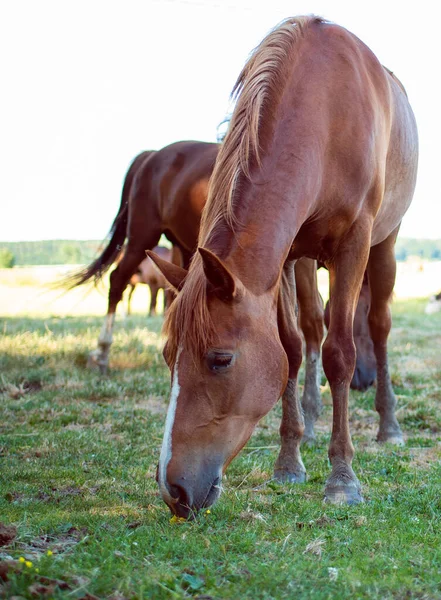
[1,266,441,599]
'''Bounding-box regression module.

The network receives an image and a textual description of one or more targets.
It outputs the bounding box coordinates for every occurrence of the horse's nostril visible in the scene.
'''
[169,484,191,508]
[351,369,361,389]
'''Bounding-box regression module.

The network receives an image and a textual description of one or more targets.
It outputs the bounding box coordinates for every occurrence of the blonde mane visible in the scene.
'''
[164,16,323,362]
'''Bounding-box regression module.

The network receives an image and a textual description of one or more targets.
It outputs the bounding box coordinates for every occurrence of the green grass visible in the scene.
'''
[1,299,441,599]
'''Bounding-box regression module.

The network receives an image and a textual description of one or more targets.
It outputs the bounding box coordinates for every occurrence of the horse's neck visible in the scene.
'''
[207,162,314,294]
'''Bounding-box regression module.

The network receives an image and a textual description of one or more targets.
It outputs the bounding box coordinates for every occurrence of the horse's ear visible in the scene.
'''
[198,247,243,302]
[146,250,187,291]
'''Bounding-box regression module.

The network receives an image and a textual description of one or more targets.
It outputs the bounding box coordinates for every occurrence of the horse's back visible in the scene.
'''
[284,21,417,257]
[320,24,418,244]
[150,141,219,251]
[125,141,217,252]
[152,140,218,208]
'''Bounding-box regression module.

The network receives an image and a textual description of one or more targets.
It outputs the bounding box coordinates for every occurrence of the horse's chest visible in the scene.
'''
[289,221,345,263]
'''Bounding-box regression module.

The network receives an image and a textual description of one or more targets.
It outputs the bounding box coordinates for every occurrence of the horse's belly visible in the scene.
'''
[371,172,416,246]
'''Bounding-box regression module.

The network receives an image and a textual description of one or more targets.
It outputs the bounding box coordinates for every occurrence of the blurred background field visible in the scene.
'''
[0,265,161,318]
[1,259,440,318]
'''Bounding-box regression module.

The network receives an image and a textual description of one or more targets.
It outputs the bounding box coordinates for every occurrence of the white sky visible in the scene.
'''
[1,0,439,242]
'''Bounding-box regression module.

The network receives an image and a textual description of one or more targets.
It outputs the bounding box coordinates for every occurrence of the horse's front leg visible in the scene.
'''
[322,225,371,504]
[274,260,306,483]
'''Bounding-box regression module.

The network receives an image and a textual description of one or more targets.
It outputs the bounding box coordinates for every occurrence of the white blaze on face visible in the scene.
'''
[158,346,182,502]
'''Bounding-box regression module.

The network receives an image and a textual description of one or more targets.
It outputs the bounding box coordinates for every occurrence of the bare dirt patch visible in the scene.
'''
[0,524,17,547]
[407,445,441,468]
[19,527,88,559]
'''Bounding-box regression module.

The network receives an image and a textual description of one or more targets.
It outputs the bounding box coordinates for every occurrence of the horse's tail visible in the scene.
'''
[61,150,153,289]
[63,204,128,289]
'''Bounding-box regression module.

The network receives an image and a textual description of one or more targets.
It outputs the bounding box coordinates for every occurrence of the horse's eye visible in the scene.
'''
[206,352,235,372]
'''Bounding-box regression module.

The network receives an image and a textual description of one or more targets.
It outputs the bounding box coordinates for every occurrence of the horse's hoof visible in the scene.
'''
[273,469,307,484]
[301,434,317,447]
[376,432,404,446]
[324,483,364,505]
[87,352,108,374]
[86,354,98,370]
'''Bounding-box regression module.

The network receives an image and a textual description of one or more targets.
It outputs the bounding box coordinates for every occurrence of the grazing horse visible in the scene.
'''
[150,16,418,516]
[425,291,441,314]
[125,246,177,317]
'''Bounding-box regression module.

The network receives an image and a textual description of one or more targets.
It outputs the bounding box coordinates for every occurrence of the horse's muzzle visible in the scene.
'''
[351,363,376,391]
[165,474,222,519]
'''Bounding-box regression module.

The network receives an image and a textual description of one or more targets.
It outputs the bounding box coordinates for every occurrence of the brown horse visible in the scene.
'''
[125,246,177,317]
[150,16,418,516]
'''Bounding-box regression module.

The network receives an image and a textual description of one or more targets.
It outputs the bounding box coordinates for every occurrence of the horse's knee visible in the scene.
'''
[368,308,391,344]
[322,334,356,386]
[283,332,303,379]
[301,313,324,352]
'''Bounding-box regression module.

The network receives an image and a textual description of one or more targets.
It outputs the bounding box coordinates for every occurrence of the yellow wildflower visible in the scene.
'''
[169,515,186,524]
[205,509,211,514]
[19,557,25,563]
[25,560,33,568]
[47,550,53,556]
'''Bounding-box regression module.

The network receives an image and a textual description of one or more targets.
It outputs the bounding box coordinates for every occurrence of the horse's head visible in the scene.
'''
[148,248,288,518]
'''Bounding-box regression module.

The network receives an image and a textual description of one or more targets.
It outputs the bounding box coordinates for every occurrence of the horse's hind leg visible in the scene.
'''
[163,287,168,314]
[149,284,159,316]
[88,241,159,373]
[367,228,403,445]
[295,258,324,445]
[274,260,306,483]
[126,284,135,316]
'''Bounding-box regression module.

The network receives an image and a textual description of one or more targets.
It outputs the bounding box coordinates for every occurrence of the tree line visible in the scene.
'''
[0,240,102,267]
[394,238,441,261]
[0,238,440,268]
